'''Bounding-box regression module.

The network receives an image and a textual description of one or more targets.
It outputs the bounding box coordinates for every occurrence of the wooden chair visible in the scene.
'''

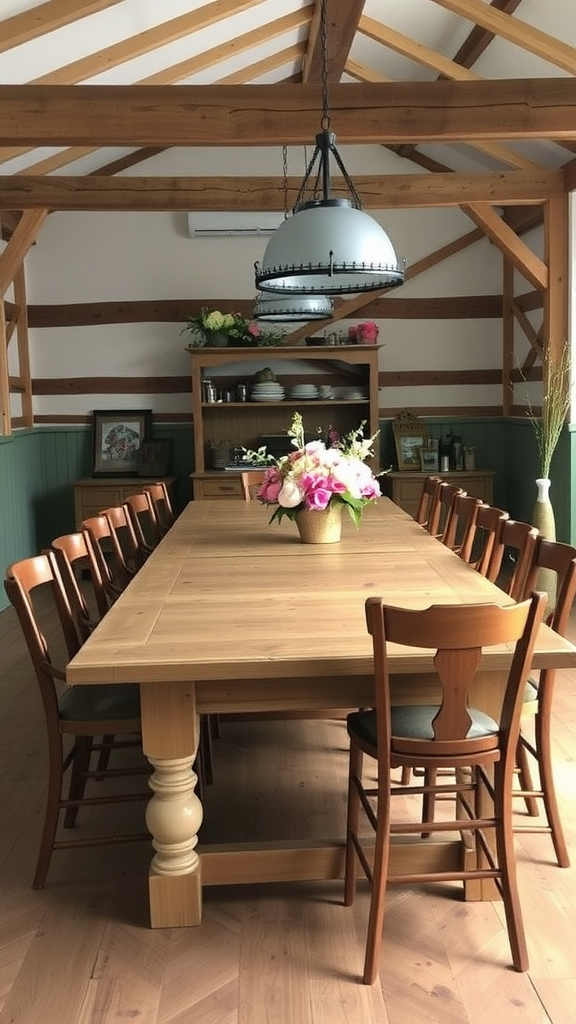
[82,514,129,601]
[241,470,266,501]
[414,475,442,528]
[428,482,466,539]
[142,481,176,536]
[441,492,482,552]
[4,552,149,889]
[459,503,509,577]
[488,519,539,600]
[51,530,110,637]
[124,492,161,558]
[344,592,546,984]
[101,505,144,577]
[513,537,576,867]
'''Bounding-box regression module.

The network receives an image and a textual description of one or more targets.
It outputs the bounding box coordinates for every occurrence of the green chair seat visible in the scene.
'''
[348,704,498,749]
[58,683,140,723]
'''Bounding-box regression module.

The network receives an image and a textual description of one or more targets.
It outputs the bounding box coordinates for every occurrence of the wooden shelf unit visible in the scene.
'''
[190,345,381,500]
[383,469,495,518]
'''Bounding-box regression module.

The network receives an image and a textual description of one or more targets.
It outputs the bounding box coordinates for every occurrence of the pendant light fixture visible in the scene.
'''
[254,147,333,322]
[253,291,333,322]
[254,0,404,297]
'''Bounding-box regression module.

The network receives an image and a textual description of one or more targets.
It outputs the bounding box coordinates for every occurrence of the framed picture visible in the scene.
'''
[420,447,439,472]
[138,438,173,477]
[393,410,429,471]
[91,409,152,477]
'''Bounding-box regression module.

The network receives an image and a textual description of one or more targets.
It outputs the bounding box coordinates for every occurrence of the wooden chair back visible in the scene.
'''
[459,503,509,577]
[81,514,126,600]
[124,492,161,554]
[429,482,466,539]
[142,481,175,535]
[51,531,110,636]
[101,505,144,576]
[241,470,266,502]
[488,519,539,600]
[441,492,482,552]
[367,594,545,756]
[415,475,442,527]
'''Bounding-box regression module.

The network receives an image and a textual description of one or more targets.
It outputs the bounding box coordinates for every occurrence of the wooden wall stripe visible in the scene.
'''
[25,294,508,328]
[31,367,526,396]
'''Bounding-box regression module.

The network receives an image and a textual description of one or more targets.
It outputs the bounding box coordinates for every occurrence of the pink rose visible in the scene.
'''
[257,467,282,504]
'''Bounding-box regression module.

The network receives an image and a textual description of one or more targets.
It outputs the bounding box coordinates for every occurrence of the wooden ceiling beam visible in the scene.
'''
[431,0,576,74]
[0,0,125,54]
[449,0,525,69]
[2,80,576,147]
[302,0,363,83]
[0,169,564,212]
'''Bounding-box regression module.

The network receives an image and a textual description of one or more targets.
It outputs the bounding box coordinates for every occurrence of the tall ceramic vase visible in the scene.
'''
[295,503,342,544]
[532,478,557,609]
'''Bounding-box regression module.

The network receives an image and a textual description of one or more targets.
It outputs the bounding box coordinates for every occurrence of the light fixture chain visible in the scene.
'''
[320,0,330,131]
[282,145,289,218]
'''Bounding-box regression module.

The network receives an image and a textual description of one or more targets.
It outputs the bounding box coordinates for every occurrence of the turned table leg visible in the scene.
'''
[139,680,204,927]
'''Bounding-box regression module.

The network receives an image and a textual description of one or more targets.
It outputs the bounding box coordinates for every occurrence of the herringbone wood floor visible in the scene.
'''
[1,591,576,1024]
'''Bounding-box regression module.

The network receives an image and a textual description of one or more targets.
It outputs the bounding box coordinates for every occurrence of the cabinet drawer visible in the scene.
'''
[196,477,243,499]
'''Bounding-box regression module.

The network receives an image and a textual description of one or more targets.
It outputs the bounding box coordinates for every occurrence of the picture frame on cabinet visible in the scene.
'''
[393,410,429,471]
[137,439,173,477]
[91,409,152,477]
[419,447,439,472]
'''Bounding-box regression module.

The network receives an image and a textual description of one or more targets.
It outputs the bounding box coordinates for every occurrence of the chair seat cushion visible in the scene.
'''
[348,704,499,749]
[523,677,539,702]
[59,683,141,723]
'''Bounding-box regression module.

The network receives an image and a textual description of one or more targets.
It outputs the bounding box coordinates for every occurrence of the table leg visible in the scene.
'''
[139,681,204,927]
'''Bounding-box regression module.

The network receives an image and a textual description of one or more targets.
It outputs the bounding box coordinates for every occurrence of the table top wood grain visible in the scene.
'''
[67,499,576,689]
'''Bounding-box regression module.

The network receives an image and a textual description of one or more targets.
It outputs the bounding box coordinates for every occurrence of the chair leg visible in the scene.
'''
[344,741,363,908]
[494,763,529,972]
[362,778,392,985]
[515,735,539,817]
[400,766,411,785]
[64,737,92,828]
[33,742,66,890]
[96,734,115,773]
[534,711,570,867]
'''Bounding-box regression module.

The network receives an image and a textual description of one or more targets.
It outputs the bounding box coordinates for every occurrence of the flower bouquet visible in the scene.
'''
[243,413,382,528]
[182,308,286,347]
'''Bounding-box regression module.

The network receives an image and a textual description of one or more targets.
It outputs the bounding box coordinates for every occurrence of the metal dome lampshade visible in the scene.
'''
[253,290,333,323]
[254,0,404,297]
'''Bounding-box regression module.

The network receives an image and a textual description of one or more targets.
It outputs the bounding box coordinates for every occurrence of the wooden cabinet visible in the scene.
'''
[74,476,177,528]
[383,470,495,518]
[189,345,381,500]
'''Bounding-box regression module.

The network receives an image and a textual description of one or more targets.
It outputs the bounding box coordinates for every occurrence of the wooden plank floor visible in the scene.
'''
[1,592,576,1023]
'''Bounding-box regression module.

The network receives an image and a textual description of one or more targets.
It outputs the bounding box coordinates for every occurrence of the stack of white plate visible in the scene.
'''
[250,382,285,402]
[287,383,320,400]
[343,387,367,400]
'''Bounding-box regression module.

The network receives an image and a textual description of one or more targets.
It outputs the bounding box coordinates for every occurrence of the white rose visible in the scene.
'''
[278,479,303,508]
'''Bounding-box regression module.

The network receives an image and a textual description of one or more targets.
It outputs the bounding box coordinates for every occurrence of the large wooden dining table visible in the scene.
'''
[67,497,576,928]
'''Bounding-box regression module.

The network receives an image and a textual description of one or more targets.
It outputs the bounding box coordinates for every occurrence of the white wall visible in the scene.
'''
[23,146,517,419]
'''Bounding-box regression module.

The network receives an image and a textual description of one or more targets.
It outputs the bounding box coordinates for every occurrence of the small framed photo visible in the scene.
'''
[393,410,429,471]
[138,438,173,477]
[420,447,439,472]
[91,409,152,477]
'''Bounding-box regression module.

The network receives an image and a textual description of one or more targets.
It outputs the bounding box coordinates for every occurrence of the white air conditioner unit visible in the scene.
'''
[187,212,282,238]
